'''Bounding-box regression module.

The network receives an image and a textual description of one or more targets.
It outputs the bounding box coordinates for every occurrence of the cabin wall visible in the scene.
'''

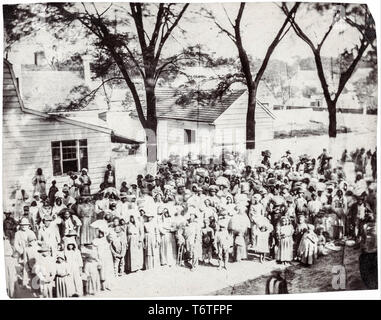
[3,62,112,202]
[157,119,214,160]
[214,93,275,154]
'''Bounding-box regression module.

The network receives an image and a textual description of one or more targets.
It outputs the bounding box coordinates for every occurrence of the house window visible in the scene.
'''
[51,139,88,176]
[184,129,196,145]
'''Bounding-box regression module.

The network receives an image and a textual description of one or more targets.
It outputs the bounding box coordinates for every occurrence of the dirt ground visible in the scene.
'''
[212,246,369,296]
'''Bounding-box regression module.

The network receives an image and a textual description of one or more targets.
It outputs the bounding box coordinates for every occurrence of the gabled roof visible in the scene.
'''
[134,88,246,123]
[130,88,276,123]
[3,59,143,144]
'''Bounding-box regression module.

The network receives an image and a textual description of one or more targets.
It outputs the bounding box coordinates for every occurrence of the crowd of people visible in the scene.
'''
[3,148,378,298]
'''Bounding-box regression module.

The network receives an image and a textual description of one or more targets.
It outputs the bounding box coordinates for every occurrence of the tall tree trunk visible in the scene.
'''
[327,100,337,138]
[327,99,337,160]
[144,122,158,175]
[145,80,158,175]
[246,87,257,165]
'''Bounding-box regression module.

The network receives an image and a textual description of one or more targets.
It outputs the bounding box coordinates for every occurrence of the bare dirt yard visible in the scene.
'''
[93,245,368,298]
[212,246,368,296]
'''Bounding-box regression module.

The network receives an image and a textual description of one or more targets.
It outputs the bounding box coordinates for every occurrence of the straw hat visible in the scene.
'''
[19,217,30,226]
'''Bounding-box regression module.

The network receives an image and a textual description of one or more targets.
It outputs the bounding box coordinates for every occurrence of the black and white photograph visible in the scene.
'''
[0,0,379,299]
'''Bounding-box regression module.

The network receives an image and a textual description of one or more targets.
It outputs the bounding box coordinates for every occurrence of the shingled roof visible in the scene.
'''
[134,88,246,123]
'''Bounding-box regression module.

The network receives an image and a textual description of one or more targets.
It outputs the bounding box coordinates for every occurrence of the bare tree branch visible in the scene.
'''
[155,4,189,62]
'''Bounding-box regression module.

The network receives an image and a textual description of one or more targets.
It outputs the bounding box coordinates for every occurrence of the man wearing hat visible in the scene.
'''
[62,186,76,208]
[183,210,202,271]
[38,215,61,257]
[348,194,373,243]
[281,150,294,168]
[142,208,160,270]
[14,217,37,257]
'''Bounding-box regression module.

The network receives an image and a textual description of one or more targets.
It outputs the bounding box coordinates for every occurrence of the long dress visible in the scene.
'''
[55,260,73,298]
[4,239,18,298]
[65,249,84,296]
[276,224,294,262]
[253,223,273,254]
[83,259,101,295]
[126,222,144,273]
[92,236,114,290]
[298,231,318,265]
[159,217,177,266]
[35,255,55,298]
[78,202,97,245]
[143,219,160,270]
[229,213,250,261]
[32,174,46,197]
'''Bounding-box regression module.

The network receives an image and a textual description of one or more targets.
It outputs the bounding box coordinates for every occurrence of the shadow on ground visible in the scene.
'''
[211,246,370,295]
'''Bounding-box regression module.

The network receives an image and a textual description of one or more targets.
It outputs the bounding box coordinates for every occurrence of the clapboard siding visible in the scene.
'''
[214,91,275,149]
[3,61,112,201]
[156,90,275,158]
[157,118,214,160]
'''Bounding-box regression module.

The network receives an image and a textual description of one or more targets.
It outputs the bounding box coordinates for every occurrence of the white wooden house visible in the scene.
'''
[129,88,276,160]
[2,59,139,202]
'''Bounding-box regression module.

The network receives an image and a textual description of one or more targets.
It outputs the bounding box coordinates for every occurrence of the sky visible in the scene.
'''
[6,1,368,67]
[162,2,364,63]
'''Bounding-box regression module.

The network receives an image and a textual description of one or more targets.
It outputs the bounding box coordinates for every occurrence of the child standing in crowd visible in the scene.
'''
[252,215,273,263]
[35,245,55,298]
[55,252,72,298]
[83,250,101,296]
[65,242,84,296]
[201,219,214,265]
[276,217,294,265]
[110,226,127,276]
[215,221,231,270]
[92,229,114,291]
[297,225,318,266]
